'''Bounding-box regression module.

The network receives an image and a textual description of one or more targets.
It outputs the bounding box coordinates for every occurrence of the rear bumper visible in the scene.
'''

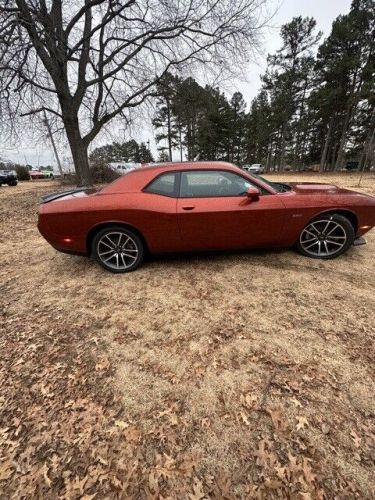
[353,236,367,246]
[38,219,87,255]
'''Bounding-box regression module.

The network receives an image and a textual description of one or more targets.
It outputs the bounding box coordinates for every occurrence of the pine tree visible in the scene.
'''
[228,92,247,164]
[312,0,374,171]
[89,140,151,164]
[245,90,272,167]
[157,150,170,162]
[152,73,180,161]
[196,86,232,161]
[173,77,208,160]
[138,143,154,163]
[265,17,322,170]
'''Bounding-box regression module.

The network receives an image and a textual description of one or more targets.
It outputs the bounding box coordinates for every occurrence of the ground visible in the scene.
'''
[0,172,374,499]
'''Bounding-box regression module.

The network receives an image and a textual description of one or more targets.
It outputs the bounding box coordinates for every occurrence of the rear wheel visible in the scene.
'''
[92,226,144,273]
[297,214,354,259]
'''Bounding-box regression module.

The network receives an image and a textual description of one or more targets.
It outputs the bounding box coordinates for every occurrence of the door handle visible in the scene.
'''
[182,206,195,211]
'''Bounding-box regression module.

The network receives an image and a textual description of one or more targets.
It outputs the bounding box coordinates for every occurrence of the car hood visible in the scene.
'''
[288,182,360,196]
[40,187,97,204]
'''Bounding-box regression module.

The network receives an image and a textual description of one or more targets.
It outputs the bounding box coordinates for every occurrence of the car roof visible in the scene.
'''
[101,161,276,194]
[139,161,240,172]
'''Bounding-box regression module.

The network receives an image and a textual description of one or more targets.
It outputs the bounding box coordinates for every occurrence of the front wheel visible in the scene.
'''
[92,226,144,273]
[296,214,354,259]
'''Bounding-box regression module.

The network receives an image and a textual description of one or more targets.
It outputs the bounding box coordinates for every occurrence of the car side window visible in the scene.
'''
[144,173,177,197]
[180,170,255,198]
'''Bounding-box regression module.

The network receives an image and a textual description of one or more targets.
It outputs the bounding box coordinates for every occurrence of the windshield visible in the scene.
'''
[250,173,292,193]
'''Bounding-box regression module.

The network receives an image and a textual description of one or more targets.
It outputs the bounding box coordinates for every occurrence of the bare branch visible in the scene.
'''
[20,106,62,118]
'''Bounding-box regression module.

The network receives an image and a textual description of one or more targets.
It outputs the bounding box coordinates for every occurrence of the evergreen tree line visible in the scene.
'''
[153,0,374,172]
[89,140,154,165]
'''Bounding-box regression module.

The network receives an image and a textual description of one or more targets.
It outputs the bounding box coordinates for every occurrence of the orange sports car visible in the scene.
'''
[38,162,375,273]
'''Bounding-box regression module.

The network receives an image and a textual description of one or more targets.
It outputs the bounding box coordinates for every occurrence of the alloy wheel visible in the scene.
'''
[96,231,139,271]
[299,218,348,257]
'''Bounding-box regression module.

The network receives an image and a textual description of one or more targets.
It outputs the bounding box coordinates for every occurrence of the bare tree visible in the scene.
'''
[0,0,269,185]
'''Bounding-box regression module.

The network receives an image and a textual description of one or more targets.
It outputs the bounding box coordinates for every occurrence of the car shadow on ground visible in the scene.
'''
[47,243,363,276]
[47,246,290,274]
[141,247,291,267]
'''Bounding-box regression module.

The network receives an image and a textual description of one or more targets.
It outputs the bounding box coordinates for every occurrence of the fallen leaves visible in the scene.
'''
[296,416,309,431]
[267,407,288,434]
[189,477,206,500]
[350,429,362,448]
[290,397,303,408]
[41,463,52,488]
[240,411,251,427]
[95,357,111,371]
[200,417,210,428]
[251,438,323,498]
[321,423,330,435]
[254,438,276,468]
[123,425,141,443]
[240,392,258,409]
[0,461,13,481]
[1,181,374,499]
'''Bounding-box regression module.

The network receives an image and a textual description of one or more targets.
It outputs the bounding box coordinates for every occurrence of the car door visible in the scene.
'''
[139,171,181,252]
[177,169,286,251]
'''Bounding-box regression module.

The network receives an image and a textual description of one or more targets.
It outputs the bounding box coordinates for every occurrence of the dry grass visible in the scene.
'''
[1,172,374,498]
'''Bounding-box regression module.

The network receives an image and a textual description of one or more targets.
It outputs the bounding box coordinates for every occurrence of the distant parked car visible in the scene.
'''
[243,164,264,174]
[38,161,375,273]
[42,170,55,179]
[30,170,45,180]
[110,162,140,174]
[0,170,17,186]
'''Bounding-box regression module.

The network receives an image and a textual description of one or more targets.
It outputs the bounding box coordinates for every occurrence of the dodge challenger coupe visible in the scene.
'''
[38,162,375,273]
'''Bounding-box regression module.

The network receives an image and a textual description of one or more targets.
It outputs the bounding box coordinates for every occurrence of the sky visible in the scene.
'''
[236,0,352,103]
[0,0,352,169]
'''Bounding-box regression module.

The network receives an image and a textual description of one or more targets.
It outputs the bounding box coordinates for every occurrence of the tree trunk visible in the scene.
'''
[265,139,273,173]
[329,142,338,171]
[186,121,192,160]
[273,128,281,171]
[43,109,64,176]
[166,99,173,161]
[363,126,375,170]
[278,123,287,172]
[334,68,362,171]
[299,126,309,171]
[358,126,375,187]
[359,109,375,171]
[191,115,197,160]
[179,126,183,162]
[298,119,310,171]
[63,115,92,186]
[294,83,308,169]
[320,116,334,172]
[334,106,351,171]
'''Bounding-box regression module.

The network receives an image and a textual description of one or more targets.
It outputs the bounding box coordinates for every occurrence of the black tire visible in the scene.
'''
[92,225,144,273]
[8,180,17,186]
[296,214,354,259]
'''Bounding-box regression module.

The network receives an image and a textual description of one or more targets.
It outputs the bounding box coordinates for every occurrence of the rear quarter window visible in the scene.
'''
[144,172,177,197]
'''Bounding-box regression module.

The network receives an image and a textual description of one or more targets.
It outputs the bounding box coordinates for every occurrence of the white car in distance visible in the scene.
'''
[243,163,264,174]
[109,162,141,174]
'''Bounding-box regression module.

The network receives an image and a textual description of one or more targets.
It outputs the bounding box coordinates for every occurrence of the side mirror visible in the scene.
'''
[246,187,260,201]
